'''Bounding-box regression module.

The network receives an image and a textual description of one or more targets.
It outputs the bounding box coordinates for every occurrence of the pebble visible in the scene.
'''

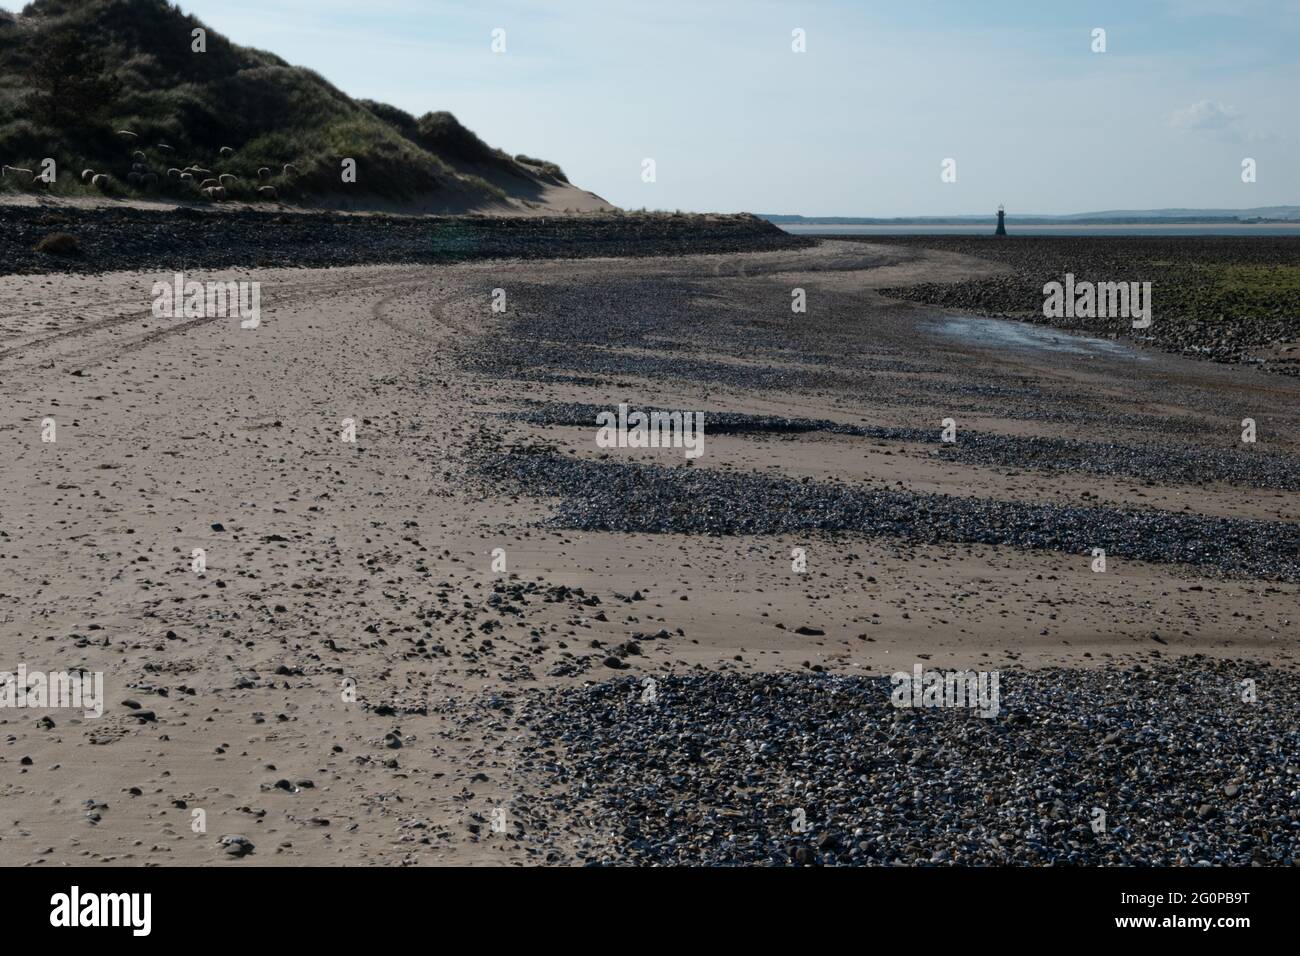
[520,659,1297,866]
[482,452,1300,582]
[1,207,807,277]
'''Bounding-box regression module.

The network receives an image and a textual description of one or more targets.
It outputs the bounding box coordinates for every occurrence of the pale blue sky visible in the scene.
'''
[9,0,1300,214]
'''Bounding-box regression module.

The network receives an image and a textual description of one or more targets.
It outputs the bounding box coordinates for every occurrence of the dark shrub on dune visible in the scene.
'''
[515,154,569,182]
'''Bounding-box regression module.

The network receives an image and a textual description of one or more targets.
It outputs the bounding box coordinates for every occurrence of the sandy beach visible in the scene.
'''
[1,238,1297,866]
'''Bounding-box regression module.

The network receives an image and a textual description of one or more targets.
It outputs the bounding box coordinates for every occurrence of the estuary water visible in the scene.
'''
[778,223,1300,237]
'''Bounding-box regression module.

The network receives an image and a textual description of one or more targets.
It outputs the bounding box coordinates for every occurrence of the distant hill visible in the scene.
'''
[0,0,611,212]
[764,207,1300,225]
[1052,206,1300,221]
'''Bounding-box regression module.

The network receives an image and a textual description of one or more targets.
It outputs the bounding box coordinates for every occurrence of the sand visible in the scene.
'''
[1,240,1296,865]
[0,174,615,217]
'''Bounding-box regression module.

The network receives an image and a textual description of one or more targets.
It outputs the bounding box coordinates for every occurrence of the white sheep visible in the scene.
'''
[257,167,271,181]
[116,130,138,140]
[167,168,182,179]
[92,174,110,187]
[2,165,34,182]
[81,168,96,183]
[219,146,234,157]
[256,185,278,200]
[282,163,299,176]
[218,173,237,186]
[199,178,220,189]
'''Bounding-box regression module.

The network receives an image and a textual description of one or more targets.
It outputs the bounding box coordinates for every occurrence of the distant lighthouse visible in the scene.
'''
[995,204,1007,236]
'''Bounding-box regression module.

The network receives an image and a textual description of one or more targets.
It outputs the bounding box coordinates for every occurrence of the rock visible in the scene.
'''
[219,835,254,857]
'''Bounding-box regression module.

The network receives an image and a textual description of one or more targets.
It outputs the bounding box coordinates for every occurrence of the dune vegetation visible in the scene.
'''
[0,0,568,203]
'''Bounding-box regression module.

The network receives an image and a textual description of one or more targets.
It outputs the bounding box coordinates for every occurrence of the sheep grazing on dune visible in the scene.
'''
[116,130,137,141]
[92,174,110,188]
[256,185,277,200]
[81,168,96,183]
[198,178,219,190]
[282,163,298,176]
[218,173,237,186]
[179,172,194,182]
[257,167,271,181]
[2,165,34,182]
[157,143,174,152]
[167,167,181,179]
[191,167,212,178]
[219,146,234,157]
[132,150,145,162]
[202,186,227,200]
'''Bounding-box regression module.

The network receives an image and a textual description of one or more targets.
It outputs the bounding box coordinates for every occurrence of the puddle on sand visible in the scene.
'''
[928,316,1151,361]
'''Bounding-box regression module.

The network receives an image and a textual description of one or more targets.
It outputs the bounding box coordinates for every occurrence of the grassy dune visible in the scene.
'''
[0,0,565,203]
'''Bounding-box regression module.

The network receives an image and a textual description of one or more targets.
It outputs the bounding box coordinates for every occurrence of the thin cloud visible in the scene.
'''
[1169,99,1274,145]
[1169,99,1240,130]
